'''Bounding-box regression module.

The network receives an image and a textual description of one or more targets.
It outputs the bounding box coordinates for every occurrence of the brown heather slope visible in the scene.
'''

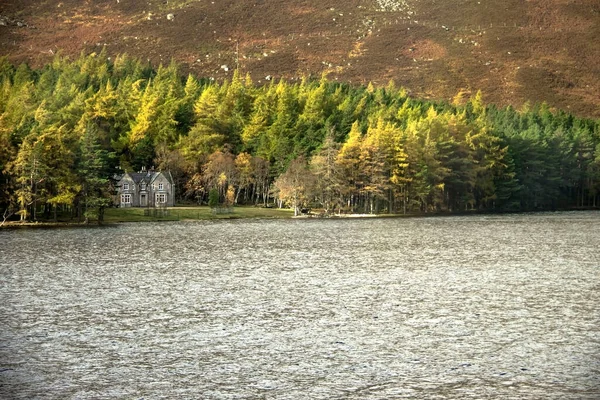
[1,0,599,117]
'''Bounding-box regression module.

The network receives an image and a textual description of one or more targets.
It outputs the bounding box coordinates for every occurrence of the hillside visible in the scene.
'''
[1,0,599,117]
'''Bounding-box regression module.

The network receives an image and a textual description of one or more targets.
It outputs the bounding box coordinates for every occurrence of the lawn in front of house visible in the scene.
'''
[102,206,294,223]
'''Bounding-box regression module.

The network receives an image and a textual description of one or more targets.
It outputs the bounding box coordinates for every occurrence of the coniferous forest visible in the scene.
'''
[1,51,599,221]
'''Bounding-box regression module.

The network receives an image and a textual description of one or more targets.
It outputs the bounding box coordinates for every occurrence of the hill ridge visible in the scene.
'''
[1,0,599,117]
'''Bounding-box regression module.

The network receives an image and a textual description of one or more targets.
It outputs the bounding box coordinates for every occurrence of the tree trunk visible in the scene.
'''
[98,207,105,225]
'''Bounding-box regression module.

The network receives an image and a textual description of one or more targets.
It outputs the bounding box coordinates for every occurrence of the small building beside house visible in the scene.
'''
[115,167,175,208]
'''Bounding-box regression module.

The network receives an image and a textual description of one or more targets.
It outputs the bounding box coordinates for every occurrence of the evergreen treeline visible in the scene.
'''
[1,51,599,220]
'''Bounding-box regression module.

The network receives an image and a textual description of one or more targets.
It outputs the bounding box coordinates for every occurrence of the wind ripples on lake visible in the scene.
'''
[1,212,599,399]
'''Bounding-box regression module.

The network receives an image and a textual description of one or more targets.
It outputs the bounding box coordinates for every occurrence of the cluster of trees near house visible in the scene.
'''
[1,50,600,220]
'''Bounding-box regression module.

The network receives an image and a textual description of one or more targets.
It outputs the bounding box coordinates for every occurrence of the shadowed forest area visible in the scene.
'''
[1,53,599,222]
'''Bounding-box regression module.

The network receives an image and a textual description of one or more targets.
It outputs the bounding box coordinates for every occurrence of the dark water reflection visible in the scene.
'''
[1,212,599,399]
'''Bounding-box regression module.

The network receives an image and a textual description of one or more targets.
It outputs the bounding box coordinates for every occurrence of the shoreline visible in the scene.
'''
[0,221,121,229]
[2,207,598,229]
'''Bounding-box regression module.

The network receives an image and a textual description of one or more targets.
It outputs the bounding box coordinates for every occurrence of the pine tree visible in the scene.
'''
[336,121,363,212]
[234,152,254,203]
[310,130,342,214]
[77,124,115,223]
[6,135,46,221]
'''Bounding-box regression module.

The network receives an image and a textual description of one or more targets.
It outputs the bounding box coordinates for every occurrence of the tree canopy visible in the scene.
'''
[1,52,599,221]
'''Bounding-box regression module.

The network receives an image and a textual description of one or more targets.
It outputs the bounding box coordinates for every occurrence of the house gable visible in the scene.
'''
[116,173,137,207]
[149,172,175,207]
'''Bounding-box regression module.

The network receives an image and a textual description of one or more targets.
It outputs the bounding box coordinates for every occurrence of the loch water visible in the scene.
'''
[1,212,599,399]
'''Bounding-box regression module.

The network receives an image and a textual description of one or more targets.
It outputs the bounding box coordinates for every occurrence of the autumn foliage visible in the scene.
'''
[1,53,599,221]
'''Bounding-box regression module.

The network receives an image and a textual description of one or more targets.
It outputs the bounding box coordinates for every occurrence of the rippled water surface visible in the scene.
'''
[1,212,599,399]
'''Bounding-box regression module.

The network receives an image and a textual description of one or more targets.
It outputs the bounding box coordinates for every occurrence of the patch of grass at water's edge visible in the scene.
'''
[102,206,294,223]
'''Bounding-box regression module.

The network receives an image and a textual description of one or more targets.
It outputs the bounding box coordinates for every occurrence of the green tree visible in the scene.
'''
[180,84,226,165]
[234,152,255,203]
[310,130,342,214]
[6,135,47,221]
[336,121,363,212]
[77,124,115,223]
[208,188,220,209]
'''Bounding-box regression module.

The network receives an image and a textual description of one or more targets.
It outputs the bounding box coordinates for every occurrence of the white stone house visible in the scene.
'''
[115,168,175,207]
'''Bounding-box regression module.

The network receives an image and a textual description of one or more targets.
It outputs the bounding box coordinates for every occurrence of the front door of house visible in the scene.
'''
[140,194,147,207]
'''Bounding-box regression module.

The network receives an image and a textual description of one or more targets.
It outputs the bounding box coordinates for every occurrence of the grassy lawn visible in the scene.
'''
[102,205,294,223]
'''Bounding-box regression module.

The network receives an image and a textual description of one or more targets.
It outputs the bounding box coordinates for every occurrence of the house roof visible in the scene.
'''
[129,172,152,184]
[118,170,174,185]
[149,170,174,185]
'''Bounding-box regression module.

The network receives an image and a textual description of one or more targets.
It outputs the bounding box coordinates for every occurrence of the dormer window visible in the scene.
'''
[141,183,146,191]
[123,183,129,191]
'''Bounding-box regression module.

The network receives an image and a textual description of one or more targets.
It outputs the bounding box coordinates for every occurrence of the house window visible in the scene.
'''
[123,183,129,191]
[141,183,146,191]
[158,183,164,191]
[121,194,132,204]
[156,193,166,204]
